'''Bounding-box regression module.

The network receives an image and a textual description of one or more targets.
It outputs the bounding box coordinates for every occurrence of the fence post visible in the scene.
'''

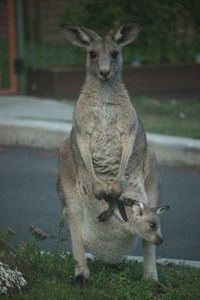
[15,0,25,93]
[6,0,17,94]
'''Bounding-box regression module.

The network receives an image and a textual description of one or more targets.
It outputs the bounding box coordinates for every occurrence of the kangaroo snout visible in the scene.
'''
[99,69,110,80]
[154,236,164,246]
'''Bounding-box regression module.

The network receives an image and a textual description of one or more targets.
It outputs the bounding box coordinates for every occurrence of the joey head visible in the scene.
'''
[126,200,170,245]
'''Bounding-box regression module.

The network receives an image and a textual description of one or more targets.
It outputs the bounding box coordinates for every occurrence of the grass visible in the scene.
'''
[1,245,200,300]
[132,96,200,139]
[0,221,200,300]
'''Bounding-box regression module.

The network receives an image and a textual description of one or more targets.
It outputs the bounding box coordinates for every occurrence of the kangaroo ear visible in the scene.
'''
[156,205,170,215]
[60,24,100,47]
[109,23,140,47]
[132,201,145,217]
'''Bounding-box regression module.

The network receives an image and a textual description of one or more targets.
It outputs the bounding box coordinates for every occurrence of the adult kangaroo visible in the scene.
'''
[57,23,169,285]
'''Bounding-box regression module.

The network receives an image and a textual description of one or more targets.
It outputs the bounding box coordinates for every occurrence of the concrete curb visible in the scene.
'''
[0,119,200,168]
[85,253,200,269]
[0,120,70,149]
[125,255,200,269]
[147,133,200,167]
[41,252,200,269]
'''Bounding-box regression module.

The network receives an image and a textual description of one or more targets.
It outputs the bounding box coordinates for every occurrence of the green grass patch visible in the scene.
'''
[1,248,200,300]
[132,96,200,139]
[0,225,200,299]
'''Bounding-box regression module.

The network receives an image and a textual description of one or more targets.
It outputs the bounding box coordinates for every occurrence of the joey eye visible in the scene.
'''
[149,223,157,230]
[111,51,119,59]
[89,50,97,59]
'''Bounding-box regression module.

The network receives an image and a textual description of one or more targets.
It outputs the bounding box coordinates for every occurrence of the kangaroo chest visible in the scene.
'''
[90,103,122,179]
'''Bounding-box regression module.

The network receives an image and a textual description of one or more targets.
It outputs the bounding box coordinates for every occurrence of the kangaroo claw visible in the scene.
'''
[71,273,88,287]
[116,199,128,222]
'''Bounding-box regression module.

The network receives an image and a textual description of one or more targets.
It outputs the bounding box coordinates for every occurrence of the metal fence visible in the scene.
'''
[24,0,84,68]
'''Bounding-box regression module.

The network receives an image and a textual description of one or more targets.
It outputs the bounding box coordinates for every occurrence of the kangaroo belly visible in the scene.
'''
[78,181,137,263]
[82,218,133,263]
[91,125,121,178]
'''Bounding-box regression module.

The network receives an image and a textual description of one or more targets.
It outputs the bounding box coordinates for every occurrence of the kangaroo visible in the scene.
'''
[57,23,169,285]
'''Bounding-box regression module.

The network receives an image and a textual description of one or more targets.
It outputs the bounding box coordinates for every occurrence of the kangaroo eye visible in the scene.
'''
[111,51,119,59]
[150,223,157,230]
[89,50,97,59]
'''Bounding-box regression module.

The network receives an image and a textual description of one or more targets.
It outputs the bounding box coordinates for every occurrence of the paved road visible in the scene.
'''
[0,146,199,261]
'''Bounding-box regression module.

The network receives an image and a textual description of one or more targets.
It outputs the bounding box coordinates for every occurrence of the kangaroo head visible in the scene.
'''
[60,23,140,81]
[125,201,170,245]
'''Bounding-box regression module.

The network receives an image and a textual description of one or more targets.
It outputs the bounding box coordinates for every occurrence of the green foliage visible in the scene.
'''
[0,228,15,244]
[49,213,69,251]
[61,0,130,34]
[60,0,200,65]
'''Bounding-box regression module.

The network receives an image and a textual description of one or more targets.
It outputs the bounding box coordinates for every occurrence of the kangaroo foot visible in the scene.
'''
[70,265,89,287]
[70,273,88,287]
[152,280,166,293]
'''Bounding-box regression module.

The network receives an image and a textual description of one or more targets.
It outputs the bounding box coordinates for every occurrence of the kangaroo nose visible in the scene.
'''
[100,70,110,79]
[155,236,164,245]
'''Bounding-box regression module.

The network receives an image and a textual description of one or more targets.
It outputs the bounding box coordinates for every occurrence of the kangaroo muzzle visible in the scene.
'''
[154,236,164,245]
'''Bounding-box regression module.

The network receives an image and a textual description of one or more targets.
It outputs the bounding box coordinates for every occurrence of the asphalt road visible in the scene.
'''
[0,146,199,261]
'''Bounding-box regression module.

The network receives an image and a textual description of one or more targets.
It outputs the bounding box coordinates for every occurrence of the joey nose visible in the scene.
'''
[155,236,164,245]
[100,70,110,79]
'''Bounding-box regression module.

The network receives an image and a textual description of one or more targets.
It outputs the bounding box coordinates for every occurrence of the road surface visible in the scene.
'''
[0,146,199,261]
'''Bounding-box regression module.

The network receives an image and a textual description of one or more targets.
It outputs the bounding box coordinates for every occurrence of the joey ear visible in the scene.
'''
[60,24,100,47]
[156,205,170,215]
[132,201,145,217]
[109,23,140,46]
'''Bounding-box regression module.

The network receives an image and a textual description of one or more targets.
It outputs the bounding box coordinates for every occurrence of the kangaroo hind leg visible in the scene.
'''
[143,149,160,282]
[57,139,89,285]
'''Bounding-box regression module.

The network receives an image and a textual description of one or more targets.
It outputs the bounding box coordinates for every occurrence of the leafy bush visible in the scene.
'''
[61,0,200,64]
